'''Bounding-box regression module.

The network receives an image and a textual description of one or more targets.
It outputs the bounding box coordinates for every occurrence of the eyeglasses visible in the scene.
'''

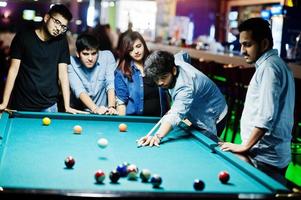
[50,15,68,32]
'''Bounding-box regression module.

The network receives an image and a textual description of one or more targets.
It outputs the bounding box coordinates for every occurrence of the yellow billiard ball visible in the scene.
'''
[73,125,82,134]
[118,123,127,132]
[42,117,51,126]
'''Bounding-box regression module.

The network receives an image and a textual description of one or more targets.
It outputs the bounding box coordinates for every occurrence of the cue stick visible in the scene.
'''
[136,117,163,146]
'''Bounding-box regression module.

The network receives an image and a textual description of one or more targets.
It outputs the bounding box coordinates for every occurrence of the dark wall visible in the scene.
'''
[0,2,49,32]
[175,0,219,39]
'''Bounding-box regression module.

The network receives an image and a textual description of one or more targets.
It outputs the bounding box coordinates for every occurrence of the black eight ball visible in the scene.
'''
[109,170,120,183]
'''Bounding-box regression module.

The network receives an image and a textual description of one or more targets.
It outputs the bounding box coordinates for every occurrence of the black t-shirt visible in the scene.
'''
[9,29,70,111]
[143,76,161,116]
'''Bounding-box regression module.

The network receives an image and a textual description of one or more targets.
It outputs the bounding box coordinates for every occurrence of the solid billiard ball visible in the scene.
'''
[116,164,128,177]
[97,138,108,149]
[118,123,127,132]
[150,174,162,188]
[73,125,82,134]
[109,170,120,183]
[218,171,230,184]
[140,169,151,182]
[95,169,106,183]
[193,179,205,190]
[64,156,75,168]
[42,117,51,126]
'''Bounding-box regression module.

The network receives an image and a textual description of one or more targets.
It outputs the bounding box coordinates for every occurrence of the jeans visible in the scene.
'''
[41,103,58,112]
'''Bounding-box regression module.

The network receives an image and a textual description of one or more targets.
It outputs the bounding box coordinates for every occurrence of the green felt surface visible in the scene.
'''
[0,112,288,197]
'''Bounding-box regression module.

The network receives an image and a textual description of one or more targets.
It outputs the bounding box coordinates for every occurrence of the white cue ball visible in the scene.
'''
[97,138,108,149]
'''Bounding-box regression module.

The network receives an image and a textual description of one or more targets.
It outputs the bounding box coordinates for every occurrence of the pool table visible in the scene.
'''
[0,111,290,199]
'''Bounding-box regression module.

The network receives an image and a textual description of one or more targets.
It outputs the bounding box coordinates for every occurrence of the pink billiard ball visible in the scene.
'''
[64,156,75,168]
[218,171,230,184]
[95,169,106,183]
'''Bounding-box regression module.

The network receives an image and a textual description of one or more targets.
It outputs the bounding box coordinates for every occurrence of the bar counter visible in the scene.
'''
[147,43,301,79]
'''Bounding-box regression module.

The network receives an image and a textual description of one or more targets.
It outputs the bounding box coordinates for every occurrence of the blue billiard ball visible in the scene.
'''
[116,164,128,177]
[150,174,162,188]
[193,179,205,190]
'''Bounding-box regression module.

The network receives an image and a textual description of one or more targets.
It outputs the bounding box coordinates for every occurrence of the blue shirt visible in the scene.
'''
[161,54,227,135]
[114,62,168,116]
[240,49,295,168]
[68,50,116,111]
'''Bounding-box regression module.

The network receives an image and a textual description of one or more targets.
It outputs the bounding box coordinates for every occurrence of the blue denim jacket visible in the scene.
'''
[114,62,169,116]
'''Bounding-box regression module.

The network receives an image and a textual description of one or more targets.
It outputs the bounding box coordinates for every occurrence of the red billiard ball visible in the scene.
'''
[95,169,106,183]
[193,179,205,190]
[64,156,75,168]
[218,171,230,184]
[150,174,162,188]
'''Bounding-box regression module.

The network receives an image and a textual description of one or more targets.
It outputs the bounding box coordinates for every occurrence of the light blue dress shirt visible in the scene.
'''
[68,50,116,111]
[240,49,295,168]
[161,54,227,135]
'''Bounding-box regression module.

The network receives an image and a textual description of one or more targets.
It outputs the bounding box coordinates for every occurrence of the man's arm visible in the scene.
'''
[0,59,21,110]
[58,63,88,114]
[219,127,266,153]
[117,104,126,115]
[106,88,117,114]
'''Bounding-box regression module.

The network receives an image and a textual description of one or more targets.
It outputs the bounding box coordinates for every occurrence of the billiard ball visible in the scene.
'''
[73,125,82,134]
[127,164,138,173]
[42,117,51,126]
[218,171,230,184]
[140,169,151,182]
[97,138,108,149]
[109,170,120,183]
[118,123,127,132]
[127,164,138,180]
[193,179,205,190]
[116,164,128,177]
[95,169,106,183]
[150,174,162,188]
[64,156,75,168]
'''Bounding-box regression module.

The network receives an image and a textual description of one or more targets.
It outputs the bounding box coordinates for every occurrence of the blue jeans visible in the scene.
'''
[41,103,58,112]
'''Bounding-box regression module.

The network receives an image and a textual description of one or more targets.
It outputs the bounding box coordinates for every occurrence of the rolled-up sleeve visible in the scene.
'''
[162,84,194,128]
[254,65,280,130]
[104,51,116,91]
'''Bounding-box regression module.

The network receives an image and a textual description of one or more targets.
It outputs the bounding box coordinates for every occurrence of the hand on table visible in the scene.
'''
[93,106,108,114]
[218,142,247,153]
[0,104,6,112]
[105,107,118,115]
[137,135,161,147]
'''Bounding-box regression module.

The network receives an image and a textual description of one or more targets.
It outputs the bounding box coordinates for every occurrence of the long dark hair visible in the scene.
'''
[117,31,149,81]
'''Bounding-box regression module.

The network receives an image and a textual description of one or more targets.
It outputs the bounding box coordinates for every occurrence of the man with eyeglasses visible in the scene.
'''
[0,4,86,114]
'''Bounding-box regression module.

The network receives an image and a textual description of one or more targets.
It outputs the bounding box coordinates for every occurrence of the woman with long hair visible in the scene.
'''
[114,31,169,116]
